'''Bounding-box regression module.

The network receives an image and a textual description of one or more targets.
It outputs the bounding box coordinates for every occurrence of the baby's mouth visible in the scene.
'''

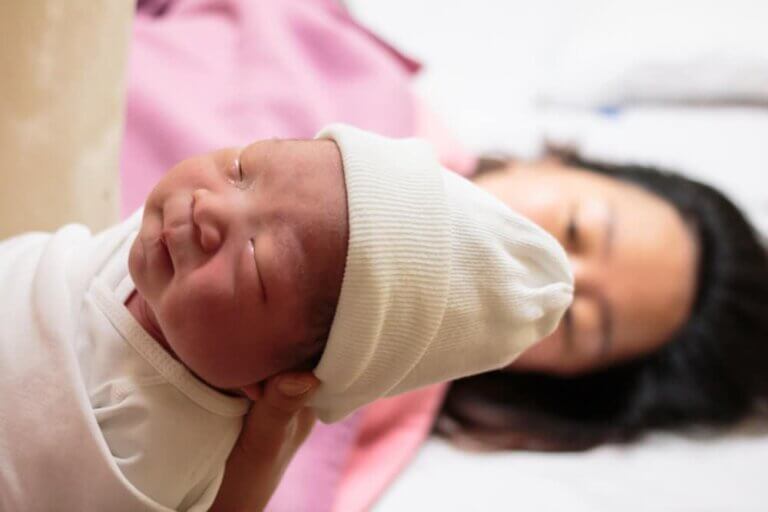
[160,194,197,272]
[162,224,188,273]
[158,235,174,271]
[136,229,174,281]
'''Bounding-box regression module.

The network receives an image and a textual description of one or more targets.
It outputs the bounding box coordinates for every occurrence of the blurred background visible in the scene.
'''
[346,1,768,510]
[348,0,768,237]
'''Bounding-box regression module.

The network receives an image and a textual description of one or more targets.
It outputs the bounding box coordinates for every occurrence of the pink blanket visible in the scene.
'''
[123,0,420,214]
[332,384,448,512]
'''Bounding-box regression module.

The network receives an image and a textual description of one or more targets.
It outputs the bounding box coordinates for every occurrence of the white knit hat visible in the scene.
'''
[311,124,574,423]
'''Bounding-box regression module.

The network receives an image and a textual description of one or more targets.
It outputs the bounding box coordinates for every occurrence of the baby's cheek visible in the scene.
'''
[185,257,235,300]
[159,290,236,381]
[158,272,230,341]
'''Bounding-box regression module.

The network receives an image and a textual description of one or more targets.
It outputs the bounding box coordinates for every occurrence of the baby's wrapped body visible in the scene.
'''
[0,214,238,512]
[0,212,245,512]
[0,125,572,510]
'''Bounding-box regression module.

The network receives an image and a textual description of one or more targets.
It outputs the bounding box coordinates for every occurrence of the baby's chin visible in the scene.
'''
[188,367,249,396]
[162,342,269,392]
[127,237,143,284]
[127,236,160,301]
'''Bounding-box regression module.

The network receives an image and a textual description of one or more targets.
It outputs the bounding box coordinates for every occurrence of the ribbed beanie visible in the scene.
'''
[311,124,573,422]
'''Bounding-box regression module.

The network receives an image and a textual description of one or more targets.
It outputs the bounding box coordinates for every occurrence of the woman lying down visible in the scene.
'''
[316,149,768,511]
[0,125,574,511]
[435,150,768,452]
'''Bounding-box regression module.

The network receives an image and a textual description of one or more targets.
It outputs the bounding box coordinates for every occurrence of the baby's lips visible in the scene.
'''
[160,222,200,271]
[139,232,174,277]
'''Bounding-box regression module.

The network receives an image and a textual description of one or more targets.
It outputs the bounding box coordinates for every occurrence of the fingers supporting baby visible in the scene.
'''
[239,372,319,459]
[211,372,319,512]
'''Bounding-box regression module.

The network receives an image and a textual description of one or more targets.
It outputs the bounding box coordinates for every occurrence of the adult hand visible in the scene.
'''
[210,372,319,512]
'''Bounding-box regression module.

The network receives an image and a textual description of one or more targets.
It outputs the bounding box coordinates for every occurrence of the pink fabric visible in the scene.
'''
[332,384,448,512]
[267,412,363,512]
[122,0,419,215]
[415,102,477,177]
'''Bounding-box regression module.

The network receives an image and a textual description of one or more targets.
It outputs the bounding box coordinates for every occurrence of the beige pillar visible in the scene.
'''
[0,1,134,238]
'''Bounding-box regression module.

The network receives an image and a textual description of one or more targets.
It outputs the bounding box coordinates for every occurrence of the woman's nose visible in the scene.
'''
[569,255,588,293]
[192,189,224,253]
[569,255,601,295]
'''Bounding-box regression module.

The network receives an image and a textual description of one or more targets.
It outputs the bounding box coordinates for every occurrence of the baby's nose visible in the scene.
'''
[192,189,223,253]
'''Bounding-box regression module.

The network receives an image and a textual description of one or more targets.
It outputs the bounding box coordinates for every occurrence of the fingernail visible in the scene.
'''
[278,378,312,397]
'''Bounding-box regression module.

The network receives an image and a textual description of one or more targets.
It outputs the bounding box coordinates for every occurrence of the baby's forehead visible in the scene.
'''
[241,138,318,163]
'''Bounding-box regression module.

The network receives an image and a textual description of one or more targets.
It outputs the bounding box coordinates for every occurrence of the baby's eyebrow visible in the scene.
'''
[250,239,267,302]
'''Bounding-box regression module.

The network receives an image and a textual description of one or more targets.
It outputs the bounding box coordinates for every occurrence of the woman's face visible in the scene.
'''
[474,160,698,376]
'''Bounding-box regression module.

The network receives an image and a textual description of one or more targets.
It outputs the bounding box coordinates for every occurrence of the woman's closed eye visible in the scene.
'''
[562,307,575,351]
[566,204,581,252]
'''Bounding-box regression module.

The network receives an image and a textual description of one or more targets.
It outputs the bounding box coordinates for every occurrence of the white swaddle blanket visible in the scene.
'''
[0,215,245,512]
[0,221,166,511]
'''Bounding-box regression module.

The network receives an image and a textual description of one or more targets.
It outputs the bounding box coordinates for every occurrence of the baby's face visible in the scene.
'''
[129,139,348,390]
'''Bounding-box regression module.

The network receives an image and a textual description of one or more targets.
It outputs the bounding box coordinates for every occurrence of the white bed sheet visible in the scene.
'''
[377,421,768,512]
[346,1,768,510]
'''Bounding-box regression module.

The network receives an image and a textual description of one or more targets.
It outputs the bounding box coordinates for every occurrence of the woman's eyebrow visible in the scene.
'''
[604,203,616,259]
[562,308,575,352]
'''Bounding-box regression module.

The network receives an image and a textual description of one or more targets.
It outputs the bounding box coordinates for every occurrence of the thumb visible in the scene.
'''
[237,372,319,457]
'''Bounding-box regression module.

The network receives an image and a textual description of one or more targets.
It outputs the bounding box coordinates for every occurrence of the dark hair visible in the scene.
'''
[293,234,347,372]
[300,296,337,370]
[284,283,339,372]
[437,152,768,451]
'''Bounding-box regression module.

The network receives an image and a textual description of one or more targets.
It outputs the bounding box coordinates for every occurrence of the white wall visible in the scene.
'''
[0,1,134,238]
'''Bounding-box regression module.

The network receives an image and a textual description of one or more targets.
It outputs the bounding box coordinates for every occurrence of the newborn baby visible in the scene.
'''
[126,133,349,394]
[0,125,573,511]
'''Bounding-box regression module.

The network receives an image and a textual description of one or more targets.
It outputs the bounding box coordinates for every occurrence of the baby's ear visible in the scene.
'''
[240,383,264,401]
